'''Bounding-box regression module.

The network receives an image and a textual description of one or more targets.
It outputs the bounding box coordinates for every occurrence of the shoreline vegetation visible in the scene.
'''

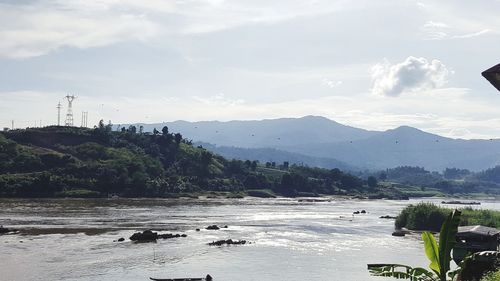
[395,202,500,232]
[1,125,500,200]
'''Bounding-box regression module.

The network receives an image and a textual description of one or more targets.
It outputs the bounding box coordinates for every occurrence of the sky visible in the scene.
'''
[0,0,499,139]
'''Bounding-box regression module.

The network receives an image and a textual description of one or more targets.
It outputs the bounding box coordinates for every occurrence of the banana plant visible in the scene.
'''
[368,209,462,281]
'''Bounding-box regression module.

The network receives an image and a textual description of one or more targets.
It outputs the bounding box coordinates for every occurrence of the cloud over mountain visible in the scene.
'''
[371,56,451,97]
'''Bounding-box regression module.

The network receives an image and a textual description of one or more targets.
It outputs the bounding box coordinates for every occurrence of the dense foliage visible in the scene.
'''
[395,203,500,231]
[481,269,500,281]
[371,166,500,195]
[0,125,377,198]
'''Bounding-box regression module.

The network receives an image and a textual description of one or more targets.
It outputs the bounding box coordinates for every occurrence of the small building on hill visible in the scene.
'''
[453,225,500,263]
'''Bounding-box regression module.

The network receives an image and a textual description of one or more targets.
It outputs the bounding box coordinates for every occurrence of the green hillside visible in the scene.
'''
[0,124,375,198]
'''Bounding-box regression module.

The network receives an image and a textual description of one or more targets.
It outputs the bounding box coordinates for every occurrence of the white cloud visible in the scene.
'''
[371,56,451,97]
[192,93,245,106]
[0,1,159,59]
[452,29,491,39]
[322,78,343,89]
[0,0,371,58]
[420,20,491,40]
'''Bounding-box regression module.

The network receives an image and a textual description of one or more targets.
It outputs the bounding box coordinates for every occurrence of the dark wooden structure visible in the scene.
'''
[453,225,500,263]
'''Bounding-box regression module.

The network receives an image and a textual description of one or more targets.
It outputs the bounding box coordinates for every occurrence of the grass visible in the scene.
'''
[395,202,500,231]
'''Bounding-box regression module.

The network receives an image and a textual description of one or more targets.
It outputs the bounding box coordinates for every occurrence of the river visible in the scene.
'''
[0,197,498,281]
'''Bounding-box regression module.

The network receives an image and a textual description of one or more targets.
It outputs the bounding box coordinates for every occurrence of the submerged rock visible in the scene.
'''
[391,229,410,237]
[208,239,247,246]
[392,230,405,237]
[0,226,16,234]
[129,230,187,242]
[380,215,397,219]
[117,237,125,242]
[130,230,157,242]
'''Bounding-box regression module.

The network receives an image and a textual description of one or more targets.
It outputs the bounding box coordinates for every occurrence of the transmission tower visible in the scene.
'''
[57,102,62,126]
[81,111,88,127]
[64,95,76,126]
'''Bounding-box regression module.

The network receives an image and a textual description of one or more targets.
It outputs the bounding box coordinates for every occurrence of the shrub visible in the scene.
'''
[396,202,500,231]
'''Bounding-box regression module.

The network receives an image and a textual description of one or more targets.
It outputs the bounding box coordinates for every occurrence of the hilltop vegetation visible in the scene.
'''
[369,166,500,196]
[0,124,387,198]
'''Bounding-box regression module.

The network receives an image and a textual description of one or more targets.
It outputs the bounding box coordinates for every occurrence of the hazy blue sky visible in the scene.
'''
[1,0,499,138]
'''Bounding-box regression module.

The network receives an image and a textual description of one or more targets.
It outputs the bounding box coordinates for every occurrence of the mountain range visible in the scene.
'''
[133,116,500,172]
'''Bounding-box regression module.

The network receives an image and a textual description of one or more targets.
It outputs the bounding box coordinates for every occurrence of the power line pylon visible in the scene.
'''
[64,95,76,126]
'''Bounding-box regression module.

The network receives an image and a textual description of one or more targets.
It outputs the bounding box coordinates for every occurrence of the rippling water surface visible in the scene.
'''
[1,197,498,281]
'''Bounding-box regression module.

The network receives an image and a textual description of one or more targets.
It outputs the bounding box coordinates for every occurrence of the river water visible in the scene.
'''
[0,197,498,281]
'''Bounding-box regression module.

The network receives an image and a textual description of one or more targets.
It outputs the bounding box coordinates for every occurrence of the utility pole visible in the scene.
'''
[11,120,14,130]
[57,102,62,126]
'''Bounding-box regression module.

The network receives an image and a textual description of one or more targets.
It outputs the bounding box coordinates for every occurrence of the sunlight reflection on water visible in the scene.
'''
[0,197,498,280]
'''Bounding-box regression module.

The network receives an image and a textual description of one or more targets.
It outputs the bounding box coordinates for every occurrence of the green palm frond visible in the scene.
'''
[368,264,438,281]
[368,210,463,281]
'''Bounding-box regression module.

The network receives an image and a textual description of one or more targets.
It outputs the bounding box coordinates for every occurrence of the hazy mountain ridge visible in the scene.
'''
[132,116,500,171]
[135,116,378,148]
[195,142,357,171]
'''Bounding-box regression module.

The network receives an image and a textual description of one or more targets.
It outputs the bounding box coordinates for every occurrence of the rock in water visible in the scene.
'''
[380,215,397,219]
[129,230,187,242]
[392,230,405,237]
[208,239,247,246]
[0,226,16,234]
[206,225,220,230]
[130,230,158,242]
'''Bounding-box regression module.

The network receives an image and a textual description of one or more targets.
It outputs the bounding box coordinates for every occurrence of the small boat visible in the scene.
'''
[150,274,213,281]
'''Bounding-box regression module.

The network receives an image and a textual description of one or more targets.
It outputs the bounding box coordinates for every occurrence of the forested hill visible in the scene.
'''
[131,116,500,171]
[0,124,375,198]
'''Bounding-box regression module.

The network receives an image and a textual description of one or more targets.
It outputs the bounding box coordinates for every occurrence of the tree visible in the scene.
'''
[250,160,258,171]
[98,119,105,129]
[162,126,169,136]
[368,210,462,281]
[367,176,378,188]
[153,128,159,135]
[283,161,289,170]
[174,133,182,144]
